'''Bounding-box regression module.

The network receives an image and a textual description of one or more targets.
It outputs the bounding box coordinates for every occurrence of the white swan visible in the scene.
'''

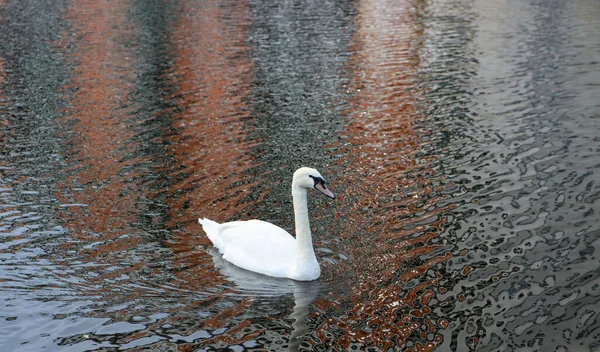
[199,167,335,281]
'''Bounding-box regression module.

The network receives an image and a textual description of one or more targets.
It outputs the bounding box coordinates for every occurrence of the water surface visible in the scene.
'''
[1,0,599,351]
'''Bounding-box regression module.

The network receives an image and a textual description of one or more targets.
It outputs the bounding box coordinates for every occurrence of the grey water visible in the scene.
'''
[1,0,599,351]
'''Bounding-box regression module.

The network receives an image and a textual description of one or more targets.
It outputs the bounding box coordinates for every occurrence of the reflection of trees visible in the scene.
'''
[161,0,261,293]
[307,0,456,350]
[54,0,266,348]
[57,0,143,248]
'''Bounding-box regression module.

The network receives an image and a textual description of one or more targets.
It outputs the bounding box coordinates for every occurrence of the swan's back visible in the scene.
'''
[199,218,297,278]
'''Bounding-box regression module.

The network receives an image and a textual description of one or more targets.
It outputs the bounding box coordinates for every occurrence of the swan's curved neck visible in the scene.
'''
[292,186,315,258]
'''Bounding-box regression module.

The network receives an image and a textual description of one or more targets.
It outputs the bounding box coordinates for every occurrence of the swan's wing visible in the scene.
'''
[213,220,296,278]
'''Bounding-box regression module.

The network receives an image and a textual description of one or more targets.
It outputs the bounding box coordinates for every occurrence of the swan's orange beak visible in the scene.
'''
[315,183,335,199]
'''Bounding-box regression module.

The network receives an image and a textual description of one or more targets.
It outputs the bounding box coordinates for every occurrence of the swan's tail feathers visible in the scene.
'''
[198,218,224,252]
[198,217,219,229]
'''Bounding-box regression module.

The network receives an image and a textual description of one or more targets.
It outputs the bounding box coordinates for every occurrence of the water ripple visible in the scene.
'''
[1,0,599,350]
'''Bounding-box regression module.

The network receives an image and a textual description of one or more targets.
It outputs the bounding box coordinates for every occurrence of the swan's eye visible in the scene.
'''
[309,175,326,187]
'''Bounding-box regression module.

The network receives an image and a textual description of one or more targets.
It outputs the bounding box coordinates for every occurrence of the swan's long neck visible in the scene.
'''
[292,187,314,256]
[290,179,320,280]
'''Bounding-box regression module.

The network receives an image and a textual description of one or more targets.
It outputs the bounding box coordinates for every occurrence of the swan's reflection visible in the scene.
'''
[208,248,320,351]
[287,281,319,352]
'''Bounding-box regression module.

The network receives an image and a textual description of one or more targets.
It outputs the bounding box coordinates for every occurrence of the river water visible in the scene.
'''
[1,0,599,351]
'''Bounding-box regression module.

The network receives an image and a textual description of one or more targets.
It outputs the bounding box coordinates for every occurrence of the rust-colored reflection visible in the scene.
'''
[52,0,265,346]
[0,56,7,157]
[0,57,5,86]
[54,0,149,293]
[163,0,260,242]
[57,0,141,243]
[162,0,260,284]
[156,0,263,347]
[314,0,452,350]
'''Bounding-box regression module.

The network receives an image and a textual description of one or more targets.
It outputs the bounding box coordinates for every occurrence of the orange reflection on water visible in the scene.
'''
[315,0,451,349]
[0,56,5,85]
[164,0,261,234]
[158,0,263,346]
[0,56,7,156]
[56,0,144,266]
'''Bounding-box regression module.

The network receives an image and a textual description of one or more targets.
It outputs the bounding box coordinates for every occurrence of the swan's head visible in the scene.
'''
[293,167,336,199]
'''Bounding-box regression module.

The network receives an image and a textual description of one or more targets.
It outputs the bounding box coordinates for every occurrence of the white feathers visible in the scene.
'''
[199,167,334,281]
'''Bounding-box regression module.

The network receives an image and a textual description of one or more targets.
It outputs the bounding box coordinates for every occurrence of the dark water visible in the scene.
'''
[1,0,599,350]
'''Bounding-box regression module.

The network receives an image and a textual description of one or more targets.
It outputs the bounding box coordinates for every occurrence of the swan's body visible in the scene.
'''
[199,167,335,281]
[199,218,313,279]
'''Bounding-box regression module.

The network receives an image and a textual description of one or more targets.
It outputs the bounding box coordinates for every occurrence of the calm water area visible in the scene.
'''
[1,0,599,351]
